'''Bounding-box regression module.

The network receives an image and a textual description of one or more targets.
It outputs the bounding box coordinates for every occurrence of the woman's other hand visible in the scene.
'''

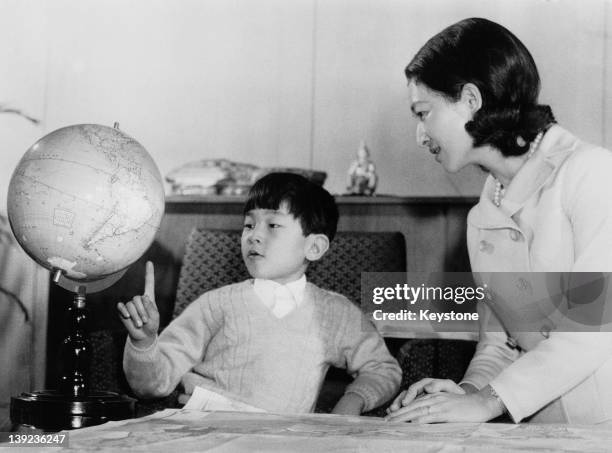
[387,378,465,414]
[386,382,504,423]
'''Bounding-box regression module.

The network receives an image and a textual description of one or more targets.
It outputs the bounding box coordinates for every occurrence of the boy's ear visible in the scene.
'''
[460,82,482,115]
[304,234,330,262]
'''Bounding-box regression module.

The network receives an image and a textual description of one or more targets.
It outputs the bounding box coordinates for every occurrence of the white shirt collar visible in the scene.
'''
[253,275,307,315]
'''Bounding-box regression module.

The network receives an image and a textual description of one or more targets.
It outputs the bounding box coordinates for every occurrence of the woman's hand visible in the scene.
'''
[387,378,465,414]
[117,261,160,348]
[385,381,504,423]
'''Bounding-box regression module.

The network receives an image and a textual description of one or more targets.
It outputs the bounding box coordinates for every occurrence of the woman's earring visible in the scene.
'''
[516,136,526,147]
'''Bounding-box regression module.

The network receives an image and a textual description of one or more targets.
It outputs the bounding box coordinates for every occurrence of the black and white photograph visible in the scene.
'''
[1,0,612,451]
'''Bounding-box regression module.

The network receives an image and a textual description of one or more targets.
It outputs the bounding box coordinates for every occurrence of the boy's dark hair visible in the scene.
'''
[243,172,339,241]
[405,17,555,157]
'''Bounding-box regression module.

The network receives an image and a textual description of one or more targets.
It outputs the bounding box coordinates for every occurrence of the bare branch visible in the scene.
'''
[0,104,40,125]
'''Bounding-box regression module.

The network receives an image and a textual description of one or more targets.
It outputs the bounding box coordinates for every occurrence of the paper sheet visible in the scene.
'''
[183,386,266,413]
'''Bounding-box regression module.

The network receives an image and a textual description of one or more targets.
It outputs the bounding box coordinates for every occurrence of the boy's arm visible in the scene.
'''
[123,292,222,398]
[332,301,402,414]
[332,392,366,415]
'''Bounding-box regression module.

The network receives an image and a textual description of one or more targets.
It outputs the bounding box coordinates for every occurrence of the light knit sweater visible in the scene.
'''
[124,280,401,414]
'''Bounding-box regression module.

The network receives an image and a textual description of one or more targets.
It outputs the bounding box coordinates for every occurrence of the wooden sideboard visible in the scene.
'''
[160,194,477,272]
[46,195,477,387]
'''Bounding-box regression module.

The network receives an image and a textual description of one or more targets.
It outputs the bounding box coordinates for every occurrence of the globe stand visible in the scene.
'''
[10,270,135,432]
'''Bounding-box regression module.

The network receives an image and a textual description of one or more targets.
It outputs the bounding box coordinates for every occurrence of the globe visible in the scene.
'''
[7,124,165,293]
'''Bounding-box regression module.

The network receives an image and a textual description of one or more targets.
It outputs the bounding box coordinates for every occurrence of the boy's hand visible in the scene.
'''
[117,261,160,349]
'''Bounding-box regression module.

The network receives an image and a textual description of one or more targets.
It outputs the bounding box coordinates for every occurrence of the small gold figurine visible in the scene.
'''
[346,140,377,195]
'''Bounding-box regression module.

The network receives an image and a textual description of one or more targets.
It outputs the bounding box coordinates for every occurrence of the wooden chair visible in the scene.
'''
[174,228,407,316]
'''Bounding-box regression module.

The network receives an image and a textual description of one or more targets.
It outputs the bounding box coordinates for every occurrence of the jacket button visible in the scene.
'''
[479,240,494,253]
[509,230,521,241]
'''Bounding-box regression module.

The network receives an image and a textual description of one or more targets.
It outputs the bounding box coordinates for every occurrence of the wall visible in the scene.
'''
[606,0,612,148]
[0,0,47,215]
[1,0,610,211]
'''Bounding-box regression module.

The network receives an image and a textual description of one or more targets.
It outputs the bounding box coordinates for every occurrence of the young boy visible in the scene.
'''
[117,172,401,415]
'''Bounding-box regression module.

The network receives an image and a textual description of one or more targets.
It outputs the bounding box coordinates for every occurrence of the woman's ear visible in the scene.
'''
[460,83,483,114]
[305,234,330,262]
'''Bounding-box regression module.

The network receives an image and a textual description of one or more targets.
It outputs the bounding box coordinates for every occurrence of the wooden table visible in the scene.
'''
[20,409,612,452]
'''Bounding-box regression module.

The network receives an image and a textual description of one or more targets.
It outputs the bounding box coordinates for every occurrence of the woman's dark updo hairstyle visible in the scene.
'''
[405,18,556,157]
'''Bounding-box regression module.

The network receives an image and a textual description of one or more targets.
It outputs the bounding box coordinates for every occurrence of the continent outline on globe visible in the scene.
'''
[7,123,165,289]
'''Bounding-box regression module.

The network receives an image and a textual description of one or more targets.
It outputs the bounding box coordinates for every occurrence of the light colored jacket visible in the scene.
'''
[463,125,612,423]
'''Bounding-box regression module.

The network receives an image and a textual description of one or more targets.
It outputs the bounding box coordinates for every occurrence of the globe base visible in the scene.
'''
[10,286,136,432]
[10,390,135,431]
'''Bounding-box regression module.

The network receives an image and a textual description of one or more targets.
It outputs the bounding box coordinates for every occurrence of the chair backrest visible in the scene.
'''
[173,228,406,318]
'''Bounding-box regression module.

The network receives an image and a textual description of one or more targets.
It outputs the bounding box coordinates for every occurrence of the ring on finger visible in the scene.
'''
[120,313,131,320]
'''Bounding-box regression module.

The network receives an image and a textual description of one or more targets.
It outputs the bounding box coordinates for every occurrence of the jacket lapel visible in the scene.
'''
[469,125,578,228]
[502,125,578,216]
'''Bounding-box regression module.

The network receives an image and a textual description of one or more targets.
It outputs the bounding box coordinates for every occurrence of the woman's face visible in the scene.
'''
[407,80,476,173]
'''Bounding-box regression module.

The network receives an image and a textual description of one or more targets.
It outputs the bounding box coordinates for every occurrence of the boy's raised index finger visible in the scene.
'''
[144,261,155,299]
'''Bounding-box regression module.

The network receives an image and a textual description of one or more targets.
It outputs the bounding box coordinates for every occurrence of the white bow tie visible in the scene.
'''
[271,285,297,318]
[254,278,306,319]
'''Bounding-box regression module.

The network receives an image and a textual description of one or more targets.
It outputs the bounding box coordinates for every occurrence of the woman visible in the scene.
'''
[386,18,612,424]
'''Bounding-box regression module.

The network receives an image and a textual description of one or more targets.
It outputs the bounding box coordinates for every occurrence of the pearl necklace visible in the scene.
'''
[493,130,544,207]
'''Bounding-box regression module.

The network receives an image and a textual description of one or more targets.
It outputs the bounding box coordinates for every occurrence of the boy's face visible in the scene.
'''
[241,202,311,284]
